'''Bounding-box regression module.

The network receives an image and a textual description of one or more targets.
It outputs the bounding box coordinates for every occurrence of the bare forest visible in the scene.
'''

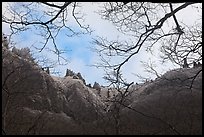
[2,2,202,135]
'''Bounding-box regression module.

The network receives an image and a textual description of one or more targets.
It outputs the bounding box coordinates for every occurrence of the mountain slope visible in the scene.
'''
[2,46,105,135]
[118,67,202,135]
[2,46,202,135]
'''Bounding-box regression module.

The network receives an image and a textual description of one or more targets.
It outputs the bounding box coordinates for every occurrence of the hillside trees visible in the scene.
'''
[93,2,201,119]
[2,45,41,135]
[2,2,202,135]
[2,2,201,80]
[92,2,202,134]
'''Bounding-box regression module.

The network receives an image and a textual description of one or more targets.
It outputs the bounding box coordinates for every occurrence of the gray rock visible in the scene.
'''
[73,75,79,79]
[93,82,101,91]
[65,69,75,77]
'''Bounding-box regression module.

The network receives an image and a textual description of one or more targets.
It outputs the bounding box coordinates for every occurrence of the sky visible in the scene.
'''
[2,2,202,86]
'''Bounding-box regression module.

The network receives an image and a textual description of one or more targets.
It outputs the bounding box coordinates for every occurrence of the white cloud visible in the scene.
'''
[80,2,129,40]
[2,2,13,35]
[2,2,201,86]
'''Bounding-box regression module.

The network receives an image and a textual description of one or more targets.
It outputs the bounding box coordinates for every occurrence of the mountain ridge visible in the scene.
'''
[2,46,202,135]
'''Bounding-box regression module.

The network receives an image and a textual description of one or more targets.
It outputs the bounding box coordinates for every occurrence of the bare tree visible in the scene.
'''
[93,2,201,83]
[2,46,38,134]
[160,22,202,67]
[2,2,202,135]
[92,2,202,135]
[2,2,92,62]
[3,2,201,83]
[2,41,65,135]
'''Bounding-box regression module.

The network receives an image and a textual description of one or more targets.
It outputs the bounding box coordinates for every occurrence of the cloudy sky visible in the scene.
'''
[2,2,202,86]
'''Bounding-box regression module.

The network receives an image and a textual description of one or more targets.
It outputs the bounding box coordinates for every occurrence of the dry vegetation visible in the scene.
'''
[2,45,202,135]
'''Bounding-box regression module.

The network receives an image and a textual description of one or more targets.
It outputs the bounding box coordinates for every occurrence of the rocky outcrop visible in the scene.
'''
[65,69,75,77]
[93,82,101,91]
[65,69,86,85]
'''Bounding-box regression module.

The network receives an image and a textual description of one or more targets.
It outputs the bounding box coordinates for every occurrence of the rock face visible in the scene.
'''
[65,69,86,85]
[2,46,202,135]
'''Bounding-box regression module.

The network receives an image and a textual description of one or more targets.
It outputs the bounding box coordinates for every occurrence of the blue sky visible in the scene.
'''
[2,2,202,86]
